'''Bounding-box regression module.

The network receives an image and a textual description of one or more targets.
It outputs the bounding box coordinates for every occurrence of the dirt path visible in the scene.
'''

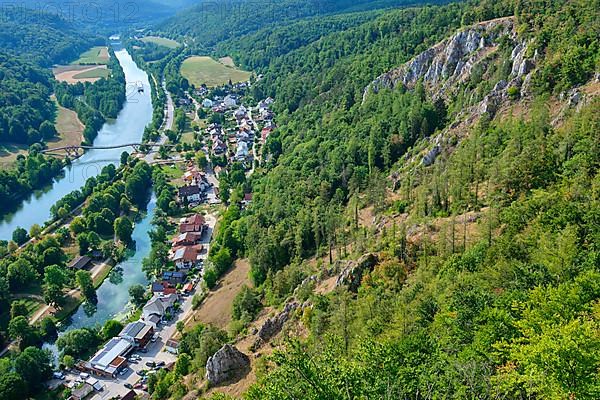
[184,259,251,331]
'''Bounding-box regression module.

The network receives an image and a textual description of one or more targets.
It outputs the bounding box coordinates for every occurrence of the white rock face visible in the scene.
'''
[205,344,250,385]
[364,17,518,101]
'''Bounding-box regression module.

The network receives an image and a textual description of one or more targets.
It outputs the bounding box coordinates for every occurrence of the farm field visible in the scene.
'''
[50,98,84,148]
[71,46,110,65]
[141,35,180,48]
[53,64,109,83]
[73,67,110,80]
[180,56,251,87]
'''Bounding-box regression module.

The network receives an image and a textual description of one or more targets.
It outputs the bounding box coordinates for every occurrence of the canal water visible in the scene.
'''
[0,47,153,240]
[43,193,155,360]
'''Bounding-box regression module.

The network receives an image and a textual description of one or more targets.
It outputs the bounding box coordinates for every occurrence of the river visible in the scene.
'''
[0,47,153,240]
[43,193,155,360]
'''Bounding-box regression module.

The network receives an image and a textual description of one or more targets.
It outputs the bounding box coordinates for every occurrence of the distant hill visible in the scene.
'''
[0,7,100,66]
[156,0,450,48]
[9,0,200,31]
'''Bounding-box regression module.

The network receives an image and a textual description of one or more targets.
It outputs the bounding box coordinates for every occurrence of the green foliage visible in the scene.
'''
[11,227,29,246]
[56,328,100,359]
[101,320,124,340]
[232,285,262,322]
[129,284,147,307]
[114,216,134,243]
[75,270,95,302]
[178,324,228,372]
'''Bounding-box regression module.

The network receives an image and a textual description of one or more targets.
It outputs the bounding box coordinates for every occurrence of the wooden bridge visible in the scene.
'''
[41,142,175,158]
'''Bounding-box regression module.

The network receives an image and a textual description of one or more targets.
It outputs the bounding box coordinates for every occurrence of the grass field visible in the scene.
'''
[51,98,84,147]
[73,67,110,80]
[219,56,236,67]
[180,56,252,87]
[53,64,109,83]
[71,46,110,65]
[141,36,180,49]
[0,143,27,167]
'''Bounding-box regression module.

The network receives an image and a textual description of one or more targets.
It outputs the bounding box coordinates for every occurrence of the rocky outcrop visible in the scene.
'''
[257,301,299,342]
[365,17,516,100]
[205,344,250,385]
[422,134,443,166]
[335,253,379,292]
[251,300,312,351]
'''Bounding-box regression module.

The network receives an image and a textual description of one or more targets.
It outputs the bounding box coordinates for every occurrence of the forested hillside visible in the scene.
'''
[147,0,600,398]
[0,7,100,66]
[157,0,450,48]
[11,0,199,31]
[0,53,56,145]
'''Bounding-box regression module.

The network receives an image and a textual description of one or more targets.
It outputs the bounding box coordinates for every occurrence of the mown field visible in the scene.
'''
[71,46,110,65]
[141,35,180,49]
[51,98,84,147]
[180,56,251,87]
[73,67,110,80]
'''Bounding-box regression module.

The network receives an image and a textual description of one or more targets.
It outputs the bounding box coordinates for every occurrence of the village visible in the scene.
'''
[54,78,273,400]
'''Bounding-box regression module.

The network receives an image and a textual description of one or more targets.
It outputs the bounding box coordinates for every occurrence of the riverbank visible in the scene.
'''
[0,48,152,240]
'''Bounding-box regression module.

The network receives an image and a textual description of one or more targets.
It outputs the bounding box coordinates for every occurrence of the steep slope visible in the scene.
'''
[145,0,599,399]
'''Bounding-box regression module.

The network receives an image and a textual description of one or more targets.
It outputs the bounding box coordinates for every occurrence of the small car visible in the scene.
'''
[53,372,65,380]
[124,383,133,389]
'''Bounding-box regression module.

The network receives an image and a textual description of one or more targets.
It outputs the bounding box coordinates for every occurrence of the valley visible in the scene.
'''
[0,0,598,400]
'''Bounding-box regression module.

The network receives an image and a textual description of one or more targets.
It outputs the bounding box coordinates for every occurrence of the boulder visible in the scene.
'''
[335,253,379,292]
[252,301,300,351]
[205,344,250,385]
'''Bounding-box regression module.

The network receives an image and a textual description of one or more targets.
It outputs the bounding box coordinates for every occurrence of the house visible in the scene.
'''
[223,95,237,108]
[178,185,202,204]
[87,337,132,378]
[85,377,103,392]
[212,139,227,155]
[172,232,201,247]
[261,126,274,142]
[162,271,187,285]
[151,281,177,296]
[165,339,180,354]
[68,256,92,270]
[179,214,205,234]
[71,383,94,400]
[234,106,247,119]
[202,98,214,108]
[183,169,208,190]
[119,321,154,348]
[242,193,253,206]
[183,282,194,294]
[235,141,249,160]
[142,294,179,326]
[171,245,203,270]
[178,98,191,106]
